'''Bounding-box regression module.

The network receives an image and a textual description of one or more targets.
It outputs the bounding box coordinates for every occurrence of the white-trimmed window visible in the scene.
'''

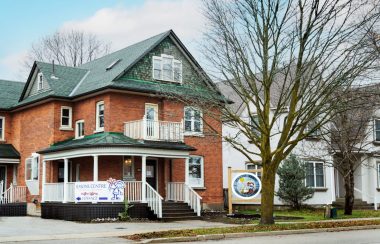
[184,107,203,134]
[0,116,4,141]
[246,163,262,179]
[152,54,182,83]
[123,156,135,180]
[37,72,44,91]
[250,115,260,136]
[96,101,105,132]
[25,155,39,181]
[305,161,325,188]
[75,120,85,139]
[188,156,204,187]
[306,118,321,137]
[60,106,72,129]
[375,119,380,142]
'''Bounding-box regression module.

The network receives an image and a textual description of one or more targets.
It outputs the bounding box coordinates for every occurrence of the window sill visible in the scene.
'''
[74,136,85,140]
[94,129,104,133]
[154,78,182,84]
[191,187,206,190]
[60,127,73,131]
[376,188,380,192]
[373,141,380,146]
[184,132,204,137]
[313,187,328,192]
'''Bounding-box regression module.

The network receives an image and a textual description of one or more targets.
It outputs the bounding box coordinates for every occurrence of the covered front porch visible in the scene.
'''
[38,133,202,220]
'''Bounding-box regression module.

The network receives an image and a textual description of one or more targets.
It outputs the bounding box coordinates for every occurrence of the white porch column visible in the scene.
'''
[185,157,189,185]
[63,158,69,203]
[41,160,46,203]
[93,155,98,181]
[142,156,146,202]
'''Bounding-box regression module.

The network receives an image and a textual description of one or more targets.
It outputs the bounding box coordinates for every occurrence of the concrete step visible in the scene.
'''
[163,212,197,218]
[161,216,202,221]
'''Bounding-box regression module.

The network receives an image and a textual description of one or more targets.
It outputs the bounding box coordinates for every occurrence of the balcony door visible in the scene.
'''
[145,104,159,139]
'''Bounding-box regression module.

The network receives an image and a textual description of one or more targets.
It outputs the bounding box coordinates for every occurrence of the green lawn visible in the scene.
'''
[240,209,380,222]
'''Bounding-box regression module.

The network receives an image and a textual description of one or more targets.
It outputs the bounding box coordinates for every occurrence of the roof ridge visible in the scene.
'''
[36,61,88,71]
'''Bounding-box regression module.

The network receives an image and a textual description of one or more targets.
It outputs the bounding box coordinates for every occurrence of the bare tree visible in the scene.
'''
[321,86,380,215]
[24,29,111,68]
[177,0,380,224]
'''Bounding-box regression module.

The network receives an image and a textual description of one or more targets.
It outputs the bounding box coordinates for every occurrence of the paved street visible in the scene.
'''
[186,229,380,244]
[0,216,233,243]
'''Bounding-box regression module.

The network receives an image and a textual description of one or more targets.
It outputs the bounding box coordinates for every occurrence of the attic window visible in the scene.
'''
[37,73,44,91]
[106,59,121,71]
[152,54,182,83]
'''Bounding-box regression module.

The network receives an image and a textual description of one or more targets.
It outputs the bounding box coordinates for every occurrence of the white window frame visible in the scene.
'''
[250,114,260,136]
[377,162,380,188]
[95,101,105,132]
[0,116,4,141]
[184,106,203,135]
[246,162,262,178]
[123,156,135,180]
[152,54,182,83]
[37,72,44,91]
[305,161,325,188]
[188,156,204,188]
[75,120,85,139]
[374,119,380,142]
[25,154,39,181]
[60,106,73,130]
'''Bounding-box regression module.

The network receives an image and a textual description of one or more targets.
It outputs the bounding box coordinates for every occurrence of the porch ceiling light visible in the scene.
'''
[124,157,132,165]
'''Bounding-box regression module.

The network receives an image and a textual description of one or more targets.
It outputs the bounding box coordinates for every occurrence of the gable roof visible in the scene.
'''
[4,30,218,110]
[0,80,24,110]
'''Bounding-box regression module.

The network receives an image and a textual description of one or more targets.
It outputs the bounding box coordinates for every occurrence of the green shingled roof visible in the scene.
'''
[38,132,195,154]
[0,80,24,109]
[0,144,20,159]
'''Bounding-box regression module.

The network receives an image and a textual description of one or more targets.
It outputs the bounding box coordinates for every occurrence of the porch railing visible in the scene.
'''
[166,182,202,216]
[0,183,27,204]
[146,182,163,218]
[125,181,143,202]
[44,183,64,202]
[124,118,184,142]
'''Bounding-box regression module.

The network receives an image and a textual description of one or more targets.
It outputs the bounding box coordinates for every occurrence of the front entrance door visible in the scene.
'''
[0,165,6,192]
[146,160,157,190]
[145,104,159,139]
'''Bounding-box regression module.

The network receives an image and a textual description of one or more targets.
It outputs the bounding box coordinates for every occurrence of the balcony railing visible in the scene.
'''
[124,117,184,142]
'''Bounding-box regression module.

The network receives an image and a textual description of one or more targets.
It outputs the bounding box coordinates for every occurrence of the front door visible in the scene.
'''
[145,104,159,139]
[146,160,157,190]
[0,166,6,192]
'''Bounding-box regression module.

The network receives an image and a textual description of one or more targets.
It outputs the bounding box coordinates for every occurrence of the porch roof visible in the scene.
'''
[37,132,196,154]
[0,144,20,159]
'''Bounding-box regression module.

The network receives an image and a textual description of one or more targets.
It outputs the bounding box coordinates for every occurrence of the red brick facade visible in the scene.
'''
[0,90,223,209]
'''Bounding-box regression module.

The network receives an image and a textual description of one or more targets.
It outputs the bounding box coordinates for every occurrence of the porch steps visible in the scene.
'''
[332,198,374,210]
[161,202,201,221]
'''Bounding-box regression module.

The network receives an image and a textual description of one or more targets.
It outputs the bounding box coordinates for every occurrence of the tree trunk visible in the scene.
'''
[260,164,277,224]
[344,170,355,215]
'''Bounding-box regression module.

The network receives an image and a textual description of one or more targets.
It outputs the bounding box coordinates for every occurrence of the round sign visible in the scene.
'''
[232,173,262,199]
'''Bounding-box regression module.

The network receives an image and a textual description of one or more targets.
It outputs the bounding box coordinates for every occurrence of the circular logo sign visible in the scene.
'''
[232,173,262,199]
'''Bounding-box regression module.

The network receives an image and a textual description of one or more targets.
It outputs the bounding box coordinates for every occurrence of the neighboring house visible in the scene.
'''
[0,30,223,220]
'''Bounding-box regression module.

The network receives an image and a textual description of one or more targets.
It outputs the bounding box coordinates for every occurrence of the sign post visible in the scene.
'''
[228,168,262,215]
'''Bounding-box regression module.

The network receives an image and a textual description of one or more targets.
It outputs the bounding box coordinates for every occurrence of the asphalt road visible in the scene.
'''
[185,229,380,244]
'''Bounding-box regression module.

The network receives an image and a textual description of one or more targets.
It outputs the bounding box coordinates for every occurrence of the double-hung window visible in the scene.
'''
[96,101,105,132]
[188,156,204,187]
[375,119,380,142]
[152,54,182,83]
[305,161,325,188]
[246,163,262,179]
[75,120,85,139]
[184,107,203,134]
[37,73,43,91]
[0,116,4,141]
[25,155,39,181]
[60,106,72,130]
[123,156,135,180]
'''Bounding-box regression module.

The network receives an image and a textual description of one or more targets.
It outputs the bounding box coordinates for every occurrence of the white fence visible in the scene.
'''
[0,183,27,204]
[166,182,202,216]
[124,118,183,142]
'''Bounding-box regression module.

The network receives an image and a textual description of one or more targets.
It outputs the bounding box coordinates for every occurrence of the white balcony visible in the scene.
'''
[124,118,184,142]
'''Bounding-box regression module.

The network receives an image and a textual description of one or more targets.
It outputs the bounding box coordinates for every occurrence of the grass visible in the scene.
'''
[239,209,380,222]
[126,219,380,240]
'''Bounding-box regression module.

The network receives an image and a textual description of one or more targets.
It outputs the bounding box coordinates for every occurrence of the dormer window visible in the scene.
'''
[152,55,182,83]
[37,73,44,91]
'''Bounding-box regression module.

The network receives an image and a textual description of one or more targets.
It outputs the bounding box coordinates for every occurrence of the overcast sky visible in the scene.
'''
[0,0,205,82]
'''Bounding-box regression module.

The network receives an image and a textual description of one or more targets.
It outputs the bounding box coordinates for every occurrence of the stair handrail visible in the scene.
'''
[0,180,3,203]
[184,183,202,216]
[145,182,163,218]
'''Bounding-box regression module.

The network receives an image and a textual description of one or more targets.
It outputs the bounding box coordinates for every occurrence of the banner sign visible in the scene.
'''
[232,173,262,200]
[74,178,125,203]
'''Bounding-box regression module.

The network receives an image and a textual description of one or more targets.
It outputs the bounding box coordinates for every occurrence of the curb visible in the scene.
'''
[139,224,380,243]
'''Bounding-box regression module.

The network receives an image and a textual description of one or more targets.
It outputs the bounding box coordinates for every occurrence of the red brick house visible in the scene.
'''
[0,30,223,220]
